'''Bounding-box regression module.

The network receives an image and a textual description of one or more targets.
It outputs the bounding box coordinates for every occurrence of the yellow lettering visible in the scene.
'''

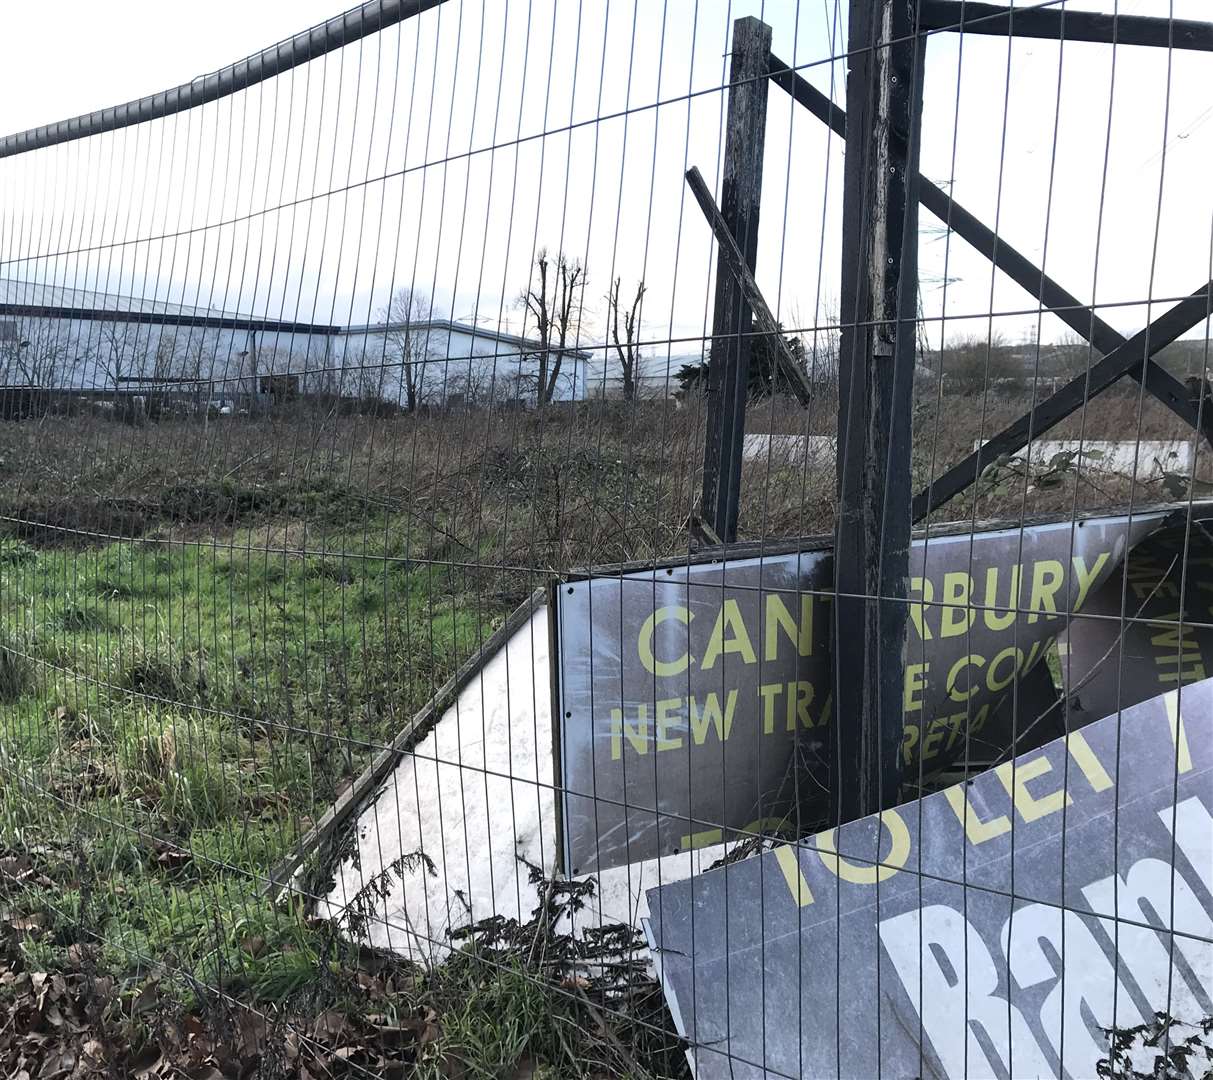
[995,755,1072,823]
[655,697,683,751]
[944,786,1011,844]
[1163,690,1193,774]
[1128,559,1176,601]
[940,572,975,638]
[970,702,991,734]
[792,680,816,730]
[817,811,911,884]
[689,690,737,744]
[1028,560,1064,623]
[945,710,968,751]
[909,576,934,641]
[982,564,1020,632]
[1150,618,1188,651]
[679,827,722,851]
[903,662,929,715]
[701,599,757,669]
[764,594,813,661]
[638,606,692,677]
[775,845,815,906]
[1150,616,1206,686]
[610,705,649,760]
[742,817,796,840]
[922,717,949,760]
[1066,730,1113,792]
[946,653,985,703]
[759,681,783,735]
[1158,660,1207,686]
[986,645,1024,693]
[1072,553,1110,612]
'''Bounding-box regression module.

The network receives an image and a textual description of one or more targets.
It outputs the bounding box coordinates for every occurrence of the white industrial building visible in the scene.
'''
[0,278,592,408]
[340,318,591,406]
[583,350,703,399]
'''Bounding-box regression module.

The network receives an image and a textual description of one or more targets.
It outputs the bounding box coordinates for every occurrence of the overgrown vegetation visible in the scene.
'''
[0,403,705,1076]
[0,854,680,1077]
[0,389,1206,1075]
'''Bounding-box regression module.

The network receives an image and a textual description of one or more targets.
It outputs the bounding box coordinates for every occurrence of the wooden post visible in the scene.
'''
[833,0,924,821]
[700,17,771,544]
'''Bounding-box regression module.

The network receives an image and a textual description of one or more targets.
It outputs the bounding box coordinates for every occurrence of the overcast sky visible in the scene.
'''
[2,0,1211,364]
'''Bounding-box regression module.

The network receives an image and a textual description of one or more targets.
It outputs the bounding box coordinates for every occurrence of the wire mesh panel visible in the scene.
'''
[0,1,1211,1077]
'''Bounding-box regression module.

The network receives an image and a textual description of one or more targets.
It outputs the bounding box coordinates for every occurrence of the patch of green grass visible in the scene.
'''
[415,960,552,1079]
[0,525,504,1011]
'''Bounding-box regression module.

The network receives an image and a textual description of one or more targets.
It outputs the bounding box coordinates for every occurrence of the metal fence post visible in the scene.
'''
[833,0,924,821]
[699,17,772,544]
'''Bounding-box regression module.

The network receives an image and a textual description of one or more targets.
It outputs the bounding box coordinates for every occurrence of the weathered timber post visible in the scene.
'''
[833,0,924,821]
[700,17,771,544]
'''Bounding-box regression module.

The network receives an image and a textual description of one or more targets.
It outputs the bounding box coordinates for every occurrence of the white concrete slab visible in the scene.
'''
[741,435,1198,479]
[321,605,732,963]
[741,432,834,463]
[974,438,1195,478]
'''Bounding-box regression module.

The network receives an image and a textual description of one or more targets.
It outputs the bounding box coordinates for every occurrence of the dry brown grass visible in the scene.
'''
[0,385,1203,573]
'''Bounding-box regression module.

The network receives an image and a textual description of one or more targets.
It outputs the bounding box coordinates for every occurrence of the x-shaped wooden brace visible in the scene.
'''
[768,57,1213,521]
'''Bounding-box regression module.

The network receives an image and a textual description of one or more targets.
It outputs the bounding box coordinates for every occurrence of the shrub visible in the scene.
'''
[0,634,33,702]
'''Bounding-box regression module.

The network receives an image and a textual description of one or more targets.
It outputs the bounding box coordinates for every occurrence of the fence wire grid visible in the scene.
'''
[0,1,1211,1078]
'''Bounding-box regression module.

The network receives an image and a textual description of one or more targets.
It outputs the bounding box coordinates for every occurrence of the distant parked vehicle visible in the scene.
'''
[206,398,234,417]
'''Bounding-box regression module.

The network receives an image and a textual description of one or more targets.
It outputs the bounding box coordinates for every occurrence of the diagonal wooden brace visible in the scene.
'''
[684,166,815,407]
[766,54,1213,455]
[912,281,1213,520]
[920,2,1213,53]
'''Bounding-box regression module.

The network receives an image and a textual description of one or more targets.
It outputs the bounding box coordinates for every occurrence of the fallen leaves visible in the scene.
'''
[0,853,685,1078]
[0,923,443,1080]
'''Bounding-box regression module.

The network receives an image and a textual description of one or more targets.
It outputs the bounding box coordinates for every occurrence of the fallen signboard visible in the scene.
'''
[553,506,1209,874]
[644,678,1213,1080]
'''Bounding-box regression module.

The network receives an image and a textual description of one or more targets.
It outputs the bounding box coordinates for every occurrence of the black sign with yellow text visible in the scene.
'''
[553,509,1193,873]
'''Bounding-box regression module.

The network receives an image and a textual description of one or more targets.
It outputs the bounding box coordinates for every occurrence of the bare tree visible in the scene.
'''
[1,318,67,386]
[231,332,260,399]
[98,321,136,398]
[381,288,437,411]
[345,346,389,408]
[607,277,645,401]
[520,249,586,407]
[151,332,179,383]
[801,303,840,396]
[257,344,302,388]
[0,321,20,384]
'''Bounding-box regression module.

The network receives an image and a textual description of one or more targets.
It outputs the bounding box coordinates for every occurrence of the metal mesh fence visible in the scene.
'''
[0,1,1211,1077]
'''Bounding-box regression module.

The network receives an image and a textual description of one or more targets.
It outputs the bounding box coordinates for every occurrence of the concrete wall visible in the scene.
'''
[0,312,327,396]
[336,325,585,406]
[1,312,588,407]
